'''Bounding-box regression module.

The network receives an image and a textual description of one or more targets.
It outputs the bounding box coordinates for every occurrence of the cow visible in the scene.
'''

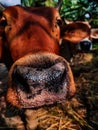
[0,4,96,129]
[0,5,76,130]
[60,21,92,61]
[61,21,91,44]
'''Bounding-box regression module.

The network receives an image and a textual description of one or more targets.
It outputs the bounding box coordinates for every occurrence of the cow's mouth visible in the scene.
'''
[6,52,75,109]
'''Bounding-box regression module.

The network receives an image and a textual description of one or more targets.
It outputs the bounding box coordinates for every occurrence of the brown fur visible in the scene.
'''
[61,21,91,43]
[0,5,61,68]
[0,5,76,109]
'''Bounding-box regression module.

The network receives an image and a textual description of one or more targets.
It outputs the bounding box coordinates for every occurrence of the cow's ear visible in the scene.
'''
[91,28,98,39]
[2,7,18,24]
[0,7,18,33]
[61,22,91,44]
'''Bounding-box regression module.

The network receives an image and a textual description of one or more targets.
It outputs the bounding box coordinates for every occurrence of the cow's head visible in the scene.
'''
[61,21,91,44]
[0,5,76,109]
[60,20,92,61]
[0,5,62,68]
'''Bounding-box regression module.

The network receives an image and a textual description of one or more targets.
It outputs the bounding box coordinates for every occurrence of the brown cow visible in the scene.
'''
[60,21,91,61]
[61,21,91,43]
[0,6,61,68]
[1,5,94,130]
[0,5,94,129]
[0,5,76,130]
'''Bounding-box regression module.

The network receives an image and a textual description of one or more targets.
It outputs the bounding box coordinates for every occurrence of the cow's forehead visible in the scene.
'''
[3,5,60,20]
[1,5,61,45]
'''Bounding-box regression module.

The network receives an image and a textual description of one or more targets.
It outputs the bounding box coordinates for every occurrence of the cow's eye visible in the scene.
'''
[56,19,63,26]
[0,16,7,26]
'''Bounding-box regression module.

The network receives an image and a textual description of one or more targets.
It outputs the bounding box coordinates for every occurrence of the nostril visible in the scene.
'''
[12,65,31,93]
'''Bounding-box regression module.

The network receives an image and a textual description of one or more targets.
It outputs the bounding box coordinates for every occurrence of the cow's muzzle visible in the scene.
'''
[6,52,76,109]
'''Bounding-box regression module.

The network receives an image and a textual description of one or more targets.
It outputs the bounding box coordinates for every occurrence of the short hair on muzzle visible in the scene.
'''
[6,52,75,109]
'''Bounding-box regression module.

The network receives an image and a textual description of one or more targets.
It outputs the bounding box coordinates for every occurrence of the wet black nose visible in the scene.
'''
[80,40,92,52]
[7,52,76,108]
[12,56,67,95]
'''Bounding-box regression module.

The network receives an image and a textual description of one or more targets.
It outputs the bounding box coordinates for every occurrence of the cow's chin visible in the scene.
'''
[6,52,76,109]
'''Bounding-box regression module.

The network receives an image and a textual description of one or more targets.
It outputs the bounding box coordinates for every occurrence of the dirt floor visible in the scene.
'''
[70,50,98,130]
[0,49,98,130]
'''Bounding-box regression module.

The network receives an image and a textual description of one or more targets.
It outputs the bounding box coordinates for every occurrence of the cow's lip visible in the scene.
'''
[7,52,75,108]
